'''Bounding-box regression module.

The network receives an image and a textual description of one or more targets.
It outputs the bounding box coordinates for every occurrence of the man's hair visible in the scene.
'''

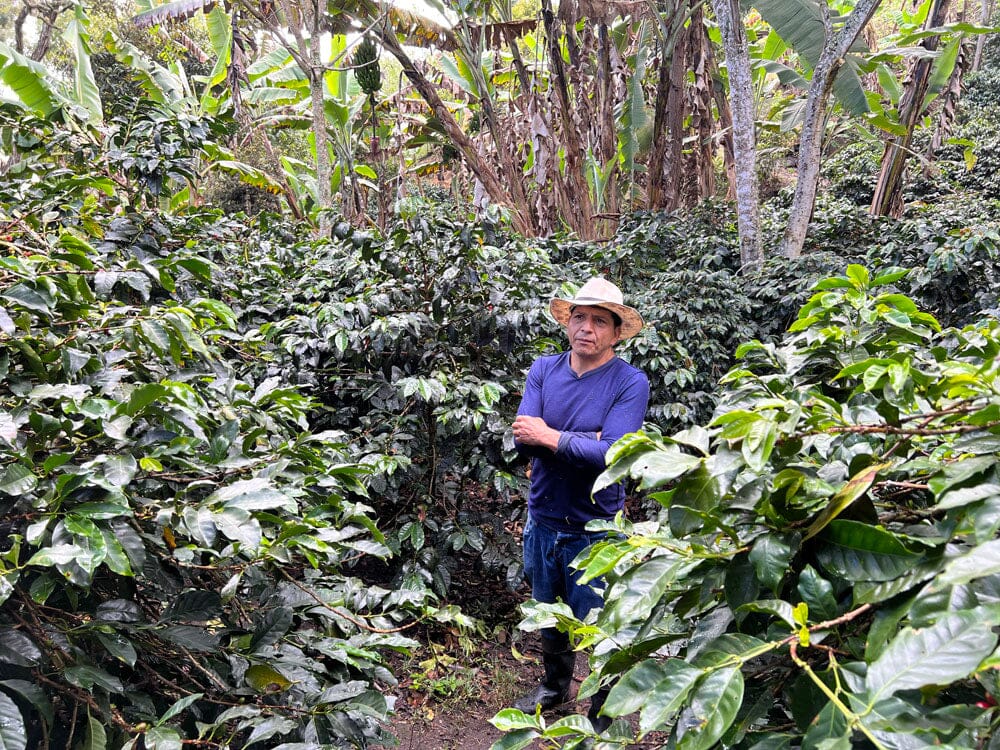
[569,305,623,329]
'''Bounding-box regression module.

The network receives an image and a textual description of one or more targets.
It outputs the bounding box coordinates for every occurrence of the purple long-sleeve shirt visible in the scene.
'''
[515,352,650,532]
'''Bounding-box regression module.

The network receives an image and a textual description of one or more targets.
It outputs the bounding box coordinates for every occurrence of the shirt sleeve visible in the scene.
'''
[554,369,650,470]
[514,359,549,459]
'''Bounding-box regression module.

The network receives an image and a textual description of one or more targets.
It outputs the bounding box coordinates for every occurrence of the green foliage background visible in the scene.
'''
[3,26,1000,750]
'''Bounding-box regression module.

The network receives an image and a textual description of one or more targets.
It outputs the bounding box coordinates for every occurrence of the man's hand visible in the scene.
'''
[512,415,561,452]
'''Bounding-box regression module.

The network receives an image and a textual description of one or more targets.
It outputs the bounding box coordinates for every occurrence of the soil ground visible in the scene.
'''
[373,580,669,750]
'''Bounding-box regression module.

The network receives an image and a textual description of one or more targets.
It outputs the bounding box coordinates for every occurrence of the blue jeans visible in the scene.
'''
[523,515,608,647]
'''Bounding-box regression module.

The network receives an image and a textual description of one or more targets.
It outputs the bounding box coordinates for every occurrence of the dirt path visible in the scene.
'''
[377,632,669,750]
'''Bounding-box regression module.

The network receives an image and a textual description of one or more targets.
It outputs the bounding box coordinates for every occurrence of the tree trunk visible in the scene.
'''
[308,20,334,236]
[780,0,883,258]
[660,22,690,211]
[686,6,716,206]
[972,0,995,70]
[870,0,951,218]
[710,0,762,270]
[646,0,686,210]
[706,35,737,201]
[540,0,598,238]
[374,28,536,236]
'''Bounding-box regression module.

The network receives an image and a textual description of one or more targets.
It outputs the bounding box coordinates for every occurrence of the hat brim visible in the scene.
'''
[549,297,644,339]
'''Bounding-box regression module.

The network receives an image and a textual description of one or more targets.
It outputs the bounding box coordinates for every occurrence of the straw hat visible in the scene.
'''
[549,277,644,339]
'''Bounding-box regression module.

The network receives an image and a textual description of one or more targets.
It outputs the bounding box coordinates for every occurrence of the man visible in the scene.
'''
[511,277,650,731]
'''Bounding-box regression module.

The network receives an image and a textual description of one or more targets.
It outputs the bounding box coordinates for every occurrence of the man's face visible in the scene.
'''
[567,305,621,361]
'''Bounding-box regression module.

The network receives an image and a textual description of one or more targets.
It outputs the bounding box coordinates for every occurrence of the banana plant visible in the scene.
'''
[0,2,101,122]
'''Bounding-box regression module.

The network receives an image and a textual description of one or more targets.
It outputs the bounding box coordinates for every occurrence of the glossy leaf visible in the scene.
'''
[816,521,923,582]
[0,691,26,750]
[676,667,744,750]
[803,463,889,541]
[866,610,998,700]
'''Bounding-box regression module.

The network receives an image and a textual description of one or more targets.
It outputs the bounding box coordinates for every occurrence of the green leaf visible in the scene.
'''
[749,0,869,116]
[26,545,85,567]
[82,712,108,750]
[597,447,701,493]
[157,625,219,651]
[62,5,102,123]
[214,508,261,552]
[604,659,701,733]
[161,590,222,623]
[0,629,42,667]
[797,566,838,622]
[672,464,722,514]
[816,521,923,582]
[804,463,889,541]
[749,534,794,591]
[142,726,182,750]
[0,464,36,496]
[936,483,1000,510]
[64,665,124,693]
[490,708,543,731]
[736,599,797,629]
[0,691,26,750]
[939,538,1000,586]
[866,610,998,700]
[0,42,62,116]
[676,667,744,750]
[601,555,692,633]
[104,454,137,487]
[245,664,292,693]
[205,478,294,511]
[157,693,203,726]
[487,728,540,750]
[96,632,137,667]
[928,455,994,497]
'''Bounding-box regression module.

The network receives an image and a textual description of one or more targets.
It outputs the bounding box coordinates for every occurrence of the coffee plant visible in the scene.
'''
[0,162,447,748]
[492,266,1000,749]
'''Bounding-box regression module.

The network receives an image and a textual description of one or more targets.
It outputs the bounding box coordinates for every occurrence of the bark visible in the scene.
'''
[706,34,737,201]
[646,0,687,210]
[780,0,883,258]
[540,0,598,238]
[870,0,952,219]
[15,0,73,61]
[710,0,762,269]
[972,0,995,70]
[686,7,716,206]
[660,23,690,211]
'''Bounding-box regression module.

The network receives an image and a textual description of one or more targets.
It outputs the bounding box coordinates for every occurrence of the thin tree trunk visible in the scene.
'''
[710,0,762,269]
[972,0,995,69]
[686,6,716,205]
[780,0,883,258]
[375,27,537,236]
[647,31,673,209]
[541,0,598,238]
[308,20,334,236]
[706,34,737,201]
[870,0,951,218]
[647,0,686,210]
[660,23,690,211]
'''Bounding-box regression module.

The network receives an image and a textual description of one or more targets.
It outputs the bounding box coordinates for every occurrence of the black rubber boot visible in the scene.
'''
[588,686,611,733]
[513,639,576,713]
